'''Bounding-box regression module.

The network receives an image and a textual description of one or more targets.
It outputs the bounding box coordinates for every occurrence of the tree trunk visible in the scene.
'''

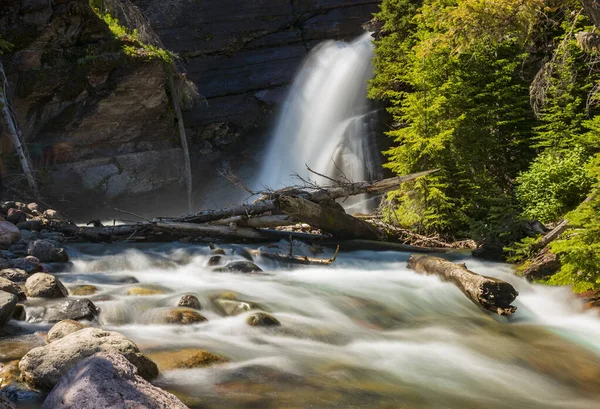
[250,245,340,266]
[168,74,193,213]
[319,239,451,253]
[169,201,277,224]
[153,222,268,241]
[0,62,40,199]
[275,195,381,240]
[407,254,519,315]
[211,214,296,228]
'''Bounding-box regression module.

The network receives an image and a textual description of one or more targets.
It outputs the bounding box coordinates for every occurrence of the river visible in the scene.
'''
[9,242,600,409]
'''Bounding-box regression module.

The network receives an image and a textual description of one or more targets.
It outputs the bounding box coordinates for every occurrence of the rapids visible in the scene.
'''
[9,243,600,409]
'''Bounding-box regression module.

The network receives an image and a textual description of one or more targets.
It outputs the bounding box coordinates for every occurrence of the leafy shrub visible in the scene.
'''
[516,147,593,224]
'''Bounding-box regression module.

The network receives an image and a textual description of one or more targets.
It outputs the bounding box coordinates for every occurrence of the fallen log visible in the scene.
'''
[259,169,439,203]
[250,245,340,266]
[153,222,268,241]
[166,202,277,224]
[275,195,381,240]
[211,214,297,228]
[407,254,518,315]
[320,239,451,253]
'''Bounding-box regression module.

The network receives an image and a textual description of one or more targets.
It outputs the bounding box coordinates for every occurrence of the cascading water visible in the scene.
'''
[255,32,381,212]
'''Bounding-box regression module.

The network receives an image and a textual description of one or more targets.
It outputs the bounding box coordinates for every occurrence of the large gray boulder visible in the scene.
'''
[25,273,68,298]
[41,352,188,409]
[0,277,26,300]
[26,299,99,323]
[28,240,69,263]
[0,221,21,249]
[0,268,28,283]
[0,291,17,326]
[19,328,158,391]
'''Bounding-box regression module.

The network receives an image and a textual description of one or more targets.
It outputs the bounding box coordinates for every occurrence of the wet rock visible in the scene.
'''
[26,299,99,323]
[0,222,21,249]
[46,320,88,343]
[6,244,26,257]
[246,312,281,327]
[214,260,262,273]
[0,278,26,301]
[207,255,223,265]
[0,291,17,326]
[28,240,69,263]
[0,202,15,213]
[6,209,25,225]
[148,349,229,371]
[25,273,68,298]
[232,246,255,261]
[11,304,25,321]
[0,259,10,270]
[126,285,170,296]
[212,294,261,316]
[177,294,201,309]
[0,269,28,283]
[0,384,42,407]
[18,327,159,391]
[10,257,43,274]
[16,219,42,231]
[156,308,207,325]
[41,352,188,409]
[43,209,63,220]
[212,248,226,255]
[20,230,41,242]
[26,203,40,214]
[0,360,19,388]
[68,285,98,296]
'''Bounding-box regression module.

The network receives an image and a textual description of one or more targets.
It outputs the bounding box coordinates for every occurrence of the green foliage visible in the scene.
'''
[516,148,594,223]
[90,3,175,64]
[0,36,12,55]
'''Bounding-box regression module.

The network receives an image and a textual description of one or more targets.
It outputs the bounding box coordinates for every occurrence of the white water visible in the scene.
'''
[20,243,600,409]
[255,33,380,212]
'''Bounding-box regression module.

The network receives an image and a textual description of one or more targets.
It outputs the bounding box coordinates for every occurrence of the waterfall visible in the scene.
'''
[254,32,380,212]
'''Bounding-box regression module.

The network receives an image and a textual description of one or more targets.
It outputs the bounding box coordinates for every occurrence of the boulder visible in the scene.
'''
[11,257,43,274]
[0,269,28,283]
[0,259,10,269]
[246,312,281,327]
[26,203,39,213]
[19,328,159,391]
[126,285,169,296]
[41,352,188,409]
[177,294,201,309]
[12,304,26,321]
[153,308,207,325]
[214,260,263,273]
[207,255,222,265]
[0,222,21,249]
[0,277,26,301]
[6,209,25,225]
[26,299,99,323]
[27,240,69,263]
[25,273,68,298]
[0,291,17,326]
[46,320,88,343]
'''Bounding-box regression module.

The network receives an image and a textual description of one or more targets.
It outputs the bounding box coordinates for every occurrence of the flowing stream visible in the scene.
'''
[255,33,380,212]
[8,243,600,408]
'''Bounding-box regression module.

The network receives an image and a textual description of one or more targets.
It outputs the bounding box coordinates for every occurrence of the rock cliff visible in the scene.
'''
[0,0,379,215]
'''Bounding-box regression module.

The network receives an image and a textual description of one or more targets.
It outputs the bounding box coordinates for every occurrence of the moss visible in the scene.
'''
[68,285,98,296]
[126,286,168,296]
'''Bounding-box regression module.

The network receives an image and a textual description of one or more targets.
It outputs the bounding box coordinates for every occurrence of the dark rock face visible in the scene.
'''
[0,0,184,214]
[25,298,99,323]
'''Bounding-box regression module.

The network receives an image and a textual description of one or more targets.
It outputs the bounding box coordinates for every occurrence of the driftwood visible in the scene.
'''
[320,239,450,253]
[211,214,296,228]
[407,254,518,315]
[167,202,277,224]
[250,245,340,266]
[275,195,380,240]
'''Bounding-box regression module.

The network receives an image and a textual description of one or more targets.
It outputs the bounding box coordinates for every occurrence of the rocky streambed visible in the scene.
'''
[1,206,600,408]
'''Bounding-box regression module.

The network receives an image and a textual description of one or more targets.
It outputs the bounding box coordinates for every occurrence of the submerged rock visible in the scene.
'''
[27,240,69,263]
[43,209,64,220]
[126,285,169,296]
[19,328,158,391]
[46,320,88,343]
[212,294,261,316]
[25,273,68,298]
[0,278,25,301]
[68,285,98,296]
[246,312,281,327]
[214,260,263,273]
[0,291,17,326]
[148,349,229,371]
[6,210,25,226]
[26,299,99,323]
[0,269,27,283]
[0,222,21,249]
[0,394,16,409]
[41,352,188,409]
[177,294,201,310]
[207,255,223,266]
